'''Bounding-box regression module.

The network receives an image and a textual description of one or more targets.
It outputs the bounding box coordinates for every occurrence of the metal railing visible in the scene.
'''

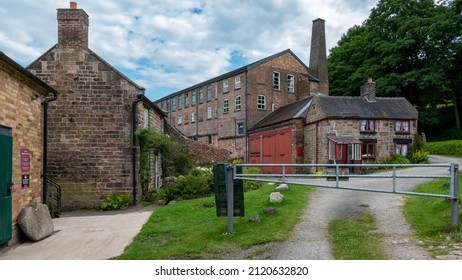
[45,177,61,218]
[233,163,459,230]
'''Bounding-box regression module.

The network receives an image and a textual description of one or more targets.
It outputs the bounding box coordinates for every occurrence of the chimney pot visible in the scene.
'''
[70,2,77,9]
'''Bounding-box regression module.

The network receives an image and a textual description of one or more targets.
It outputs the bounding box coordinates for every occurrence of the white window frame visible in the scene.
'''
[223,80,229,93]
[172,97,176,111]
[192,90,196,106]
[237,122,244,135]
[178,94,182,109]
[223,99,229,113]
[178,115,182,125]
[207,106,212,119]
[395,143,408,156]
[257,95,266,110]
[395,120,410,132]
[235,76,241,89]
[287,74,294,93]
[360,119,375,132]
[185,93,189,107]
[235,95,241,111]
[191,111,196,123]
[273,71,280,90]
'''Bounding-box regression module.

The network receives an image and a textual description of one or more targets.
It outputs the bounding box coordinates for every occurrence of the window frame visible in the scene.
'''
[287,74,295,93]
[207,106,212,120]
[177,115,182,125]
[362,142,376,159]
[223,80,229,93]
[178,94,182,109]
[206,85,212,101]
[223,99,229,113]
[395,120,410,133]
[360,119,375,132]
[257,95,266,110]
[235,76,241,89]
[235,95,241,111]
[185,93,189,108]
[171,97,176,111]
[191,90,197,106]
[191,111,196,123]
[199,88,204,104]
[273,71,280,90]
[237,122,245,135]
[395,143,409,156]
[143,107,149,128]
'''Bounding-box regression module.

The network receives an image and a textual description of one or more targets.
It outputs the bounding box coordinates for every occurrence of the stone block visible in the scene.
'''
[270,192,284,203]
[17,204,54,242]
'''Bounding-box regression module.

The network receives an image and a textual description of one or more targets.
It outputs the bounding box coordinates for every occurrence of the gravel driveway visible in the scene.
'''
[224,155,461,260]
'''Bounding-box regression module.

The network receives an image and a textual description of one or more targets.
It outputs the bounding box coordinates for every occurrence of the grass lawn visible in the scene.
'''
[115,184,312,259]
[425,140,462,157]
[404,175,462,256]
[328,211,387,260]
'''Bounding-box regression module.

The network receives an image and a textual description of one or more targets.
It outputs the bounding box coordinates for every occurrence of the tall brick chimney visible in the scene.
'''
[57,2,89,50]
[309,18,329,94]
[360,77,376,102]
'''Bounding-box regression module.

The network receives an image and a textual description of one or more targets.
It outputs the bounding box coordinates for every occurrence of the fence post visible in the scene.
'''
[226,164,234,233]
[451,164,459,230]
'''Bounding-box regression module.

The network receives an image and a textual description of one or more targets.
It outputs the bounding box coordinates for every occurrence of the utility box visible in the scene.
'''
[213,164,244,217]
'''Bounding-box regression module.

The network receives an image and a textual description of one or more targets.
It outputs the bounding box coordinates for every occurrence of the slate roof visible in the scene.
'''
[315,94,418,119]
[156,49,310,102]
[249,97,312,130]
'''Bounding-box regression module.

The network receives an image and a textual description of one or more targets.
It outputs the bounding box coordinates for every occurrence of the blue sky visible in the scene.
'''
[0,0,378,101]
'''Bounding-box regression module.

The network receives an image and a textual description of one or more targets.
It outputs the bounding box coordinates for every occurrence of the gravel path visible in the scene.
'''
[224,155,461,260]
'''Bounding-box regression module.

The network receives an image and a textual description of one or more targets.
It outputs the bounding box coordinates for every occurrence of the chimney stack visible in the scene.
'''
[360,77,376,102]
[309,18,329,95]
[57,2,89,50]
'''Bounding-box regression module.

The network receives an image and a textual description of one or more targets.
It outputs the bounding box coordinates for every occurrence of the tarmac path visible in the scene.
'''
[0,205,155,260]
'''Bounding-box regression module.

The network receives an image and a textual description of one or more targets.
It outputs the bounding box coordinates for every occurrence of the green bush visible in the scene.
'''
[408,149,429,164]
[243,166,262,191]
[383,154,411,165]
[426,140,462,157]
[101,194,130,210]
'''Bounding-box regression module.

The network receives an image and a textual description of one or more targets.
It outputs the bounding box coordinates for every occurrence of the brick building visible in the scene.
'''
[248,78,418,173]
[156,19,329,159]
[0,51,59,246]
[27,3,165,210]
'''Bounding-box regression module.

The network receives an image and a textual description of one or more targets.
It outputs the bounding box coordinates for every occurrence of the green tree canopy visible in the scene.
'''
[328,0,462,135]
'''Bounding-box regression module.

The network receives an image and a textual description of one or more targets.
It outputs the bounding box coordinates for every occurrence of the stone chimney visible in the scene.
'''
[57,2,89,50]
[360,77,376,102]
[309,18,329,95]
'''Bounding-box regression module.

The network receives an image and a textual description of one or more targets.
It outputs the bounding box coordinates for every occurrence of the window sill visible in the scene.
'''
[395,131,411,135]
[360,131,377,135]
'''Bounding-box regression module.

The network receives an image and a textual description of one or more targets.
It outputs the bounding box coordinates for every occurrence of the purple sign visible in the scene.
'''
[20,148,30,172]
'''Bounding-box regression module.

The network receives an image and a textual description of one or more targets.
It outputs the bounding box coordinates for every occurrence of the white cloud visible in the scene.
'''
[0,0,378,100]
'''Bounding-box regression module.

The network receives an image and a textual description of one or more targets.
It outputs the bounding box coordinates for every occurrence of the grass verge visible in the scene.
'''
[403,175,462,256]
[115,184,312,259]
[328,211,387,260]
[425,140,462,157]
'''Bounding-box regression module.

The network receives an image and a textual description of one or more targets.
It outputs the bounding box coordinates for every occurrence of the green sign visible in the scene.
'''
[213,164,244,217]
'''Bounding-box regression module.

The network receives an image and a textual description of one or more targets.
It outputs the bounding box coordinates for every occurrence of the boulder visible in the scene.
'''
[270,192,284,203]
[18,204,54,242]
[249,214,261,223]
[263,207,278,214]
[276,183,290,190]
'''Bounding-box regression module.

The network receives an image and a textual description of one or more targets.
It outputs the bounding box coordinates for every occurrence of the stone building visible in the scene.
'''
[156,19,329,159]
[247,78,418,173]
[27,3,165,210]
[0,51,59,246]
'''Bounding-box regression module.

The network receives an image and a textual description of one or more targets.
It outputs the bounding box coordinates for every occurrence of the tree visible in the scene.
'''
[328,0,462,134]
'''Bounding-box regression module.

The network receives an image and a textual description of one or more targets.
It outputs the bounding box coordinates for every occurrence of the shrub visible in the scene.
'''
[243,166,262,191]
[408,149,429,164]
[383,154,411,165]
[101,194,130,210]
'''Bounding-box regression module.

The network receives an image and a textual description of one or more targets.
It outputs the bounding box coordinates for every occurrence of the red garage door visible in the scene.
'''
[248,128,293,174]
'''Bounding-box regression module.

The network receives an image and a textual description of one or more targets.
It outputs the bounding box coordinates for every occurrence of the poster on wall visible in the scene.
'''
[20,148,30,172]
[21,174,30,189]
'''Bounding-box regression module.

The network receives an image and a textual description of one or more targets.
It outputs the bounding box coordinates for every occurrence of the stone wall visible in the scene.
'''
[0,55,51,245]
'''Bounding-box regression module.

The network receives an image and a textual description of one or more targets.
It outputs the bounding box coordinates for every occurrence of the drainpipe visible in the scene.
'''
[132,94,144,205]
[42,91,59,204]
[244,71,249,162]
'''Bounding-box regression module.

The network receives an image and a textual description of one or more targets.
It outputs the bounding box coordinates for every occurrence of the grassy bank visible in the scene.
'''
[328,210,387,260]
[404,176,462,256]
[116,184,312,259]
[425,140,462,157]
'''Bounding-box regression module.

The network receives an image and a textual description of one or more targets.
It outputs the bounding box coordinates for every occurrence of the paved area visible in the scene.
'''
[0,205,155,260]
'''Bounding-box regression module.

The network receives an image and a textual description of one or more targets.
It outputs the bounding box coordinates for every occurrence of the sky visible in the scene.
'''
[0,0,378,101]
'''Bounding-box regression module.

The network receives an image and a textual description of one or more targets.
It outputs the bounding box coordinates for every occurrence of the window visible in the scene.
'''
[166,99,170,112]
[235,95,241,111]
[273,71,280,90]
[362,142,376,158]
[159,101,164,109]
[206,85,212,101]
[395,120,410,132]
[257,95,266,110]
[185,93,189,107]
[143,107,149,128]
[223,99,229,113]
[178,115,182,125]
[287,74,294,93]
[207,106,212,119]
[235,76,241,89]
[178,94,182,109]
[192,90,196,106]
[191,111,196,122]
[223,80,229,93]
[360,120,375,132]
[172,97,176,111]
[199,88,204,103]
[395,144,408,156]
[237,122,244,135]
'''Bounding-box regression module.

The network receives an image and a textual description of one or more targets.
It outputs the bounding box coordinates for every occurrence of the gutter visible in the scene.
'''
[42,91,59,204]
[131,94,144,205]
